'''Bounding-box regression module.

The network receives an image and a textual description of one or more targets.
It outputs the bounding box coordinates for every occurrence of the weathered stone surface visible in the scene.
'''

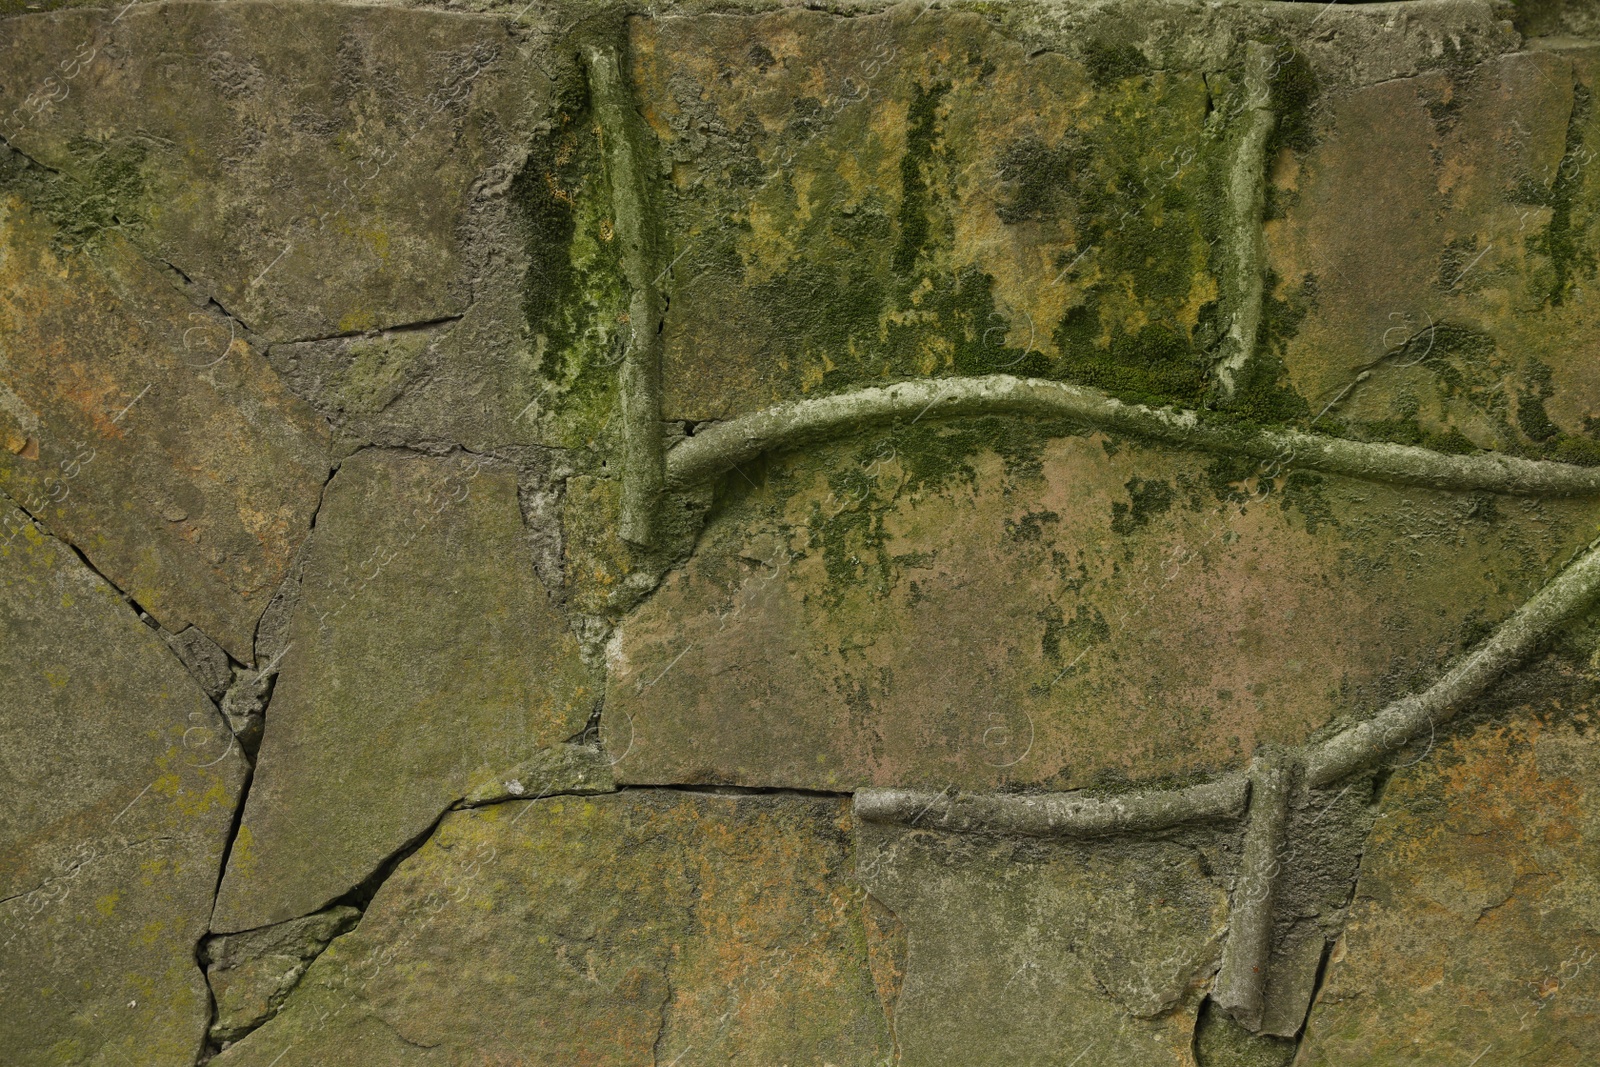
[0,0,541,344]
[1265,45,1600,464]
[457,741,614,807]
[855,816,1228,1065]
[635,7,1227,421]
[203,905,361,1045]
[0,502,247,1066]
[607,425,1600,790]
[211,449,596,932]
[0,176,331,661]
[1298,705,1600,1065]
[213,792,892,1065]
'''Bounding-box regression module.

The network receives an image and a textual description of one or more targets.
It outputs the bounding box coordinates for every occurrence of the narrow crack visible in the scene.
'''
[277,312,467,348]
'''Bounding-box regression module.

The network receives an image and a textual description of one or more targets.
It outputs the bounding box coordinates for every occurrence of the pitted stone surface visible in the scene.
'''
[1299,705,1600,1065]
[855,816,1229,1066]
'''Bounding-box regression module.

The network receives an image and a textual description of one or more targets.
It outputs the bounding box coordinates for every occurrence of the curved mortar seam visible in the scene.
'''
[663,374,1600,497]
[584,44,666,546]
[1304,532,1600,787]
[855,528,1600,843]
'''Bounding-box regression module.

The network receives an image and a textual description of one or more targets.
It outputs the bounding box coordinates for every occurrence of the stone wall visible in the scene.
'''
[4,0,1600,1063]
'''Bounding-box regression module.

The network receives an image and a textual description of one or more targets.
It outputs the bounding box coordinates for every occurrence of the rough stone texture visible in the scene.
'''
[457,741,615,807]
[0,502,247,1066]
[0,176,331,661]
[202,905,361,1045]
[1266,44,1600,465]
[1298,703,1600,1065]
[212,792,892,1065]
[637,7,1225,421]
[0,0,538,345]
[163,625,235,703]
[5,1,1600,1063]
[855,817,1230,1065]
[211,449,596,932]
[608,427,1600,790]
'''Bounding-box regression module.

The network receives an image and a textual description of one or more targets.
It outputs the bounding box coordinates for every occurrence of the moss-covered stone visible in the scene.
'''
[212,792,892,1065]
[632,6,1225,419]
[0,502,246,1067]
[1266,48,1600,463]
[211,450,596,932]
[607,427,1600,791]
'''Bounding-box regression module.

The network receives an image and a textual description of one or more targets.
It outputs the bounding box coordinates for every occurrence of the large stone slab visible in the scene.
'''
[1298,700,1600,1065]
[0,0,541,344]
[211,450,595,932]
[854,815,1229,1065]
[0,503,247,1066]
[0,178,330,660]
[213,792,893,1065]
[634,6,1227,420]
[1265,45,1600,464]
[606,423,1600,790]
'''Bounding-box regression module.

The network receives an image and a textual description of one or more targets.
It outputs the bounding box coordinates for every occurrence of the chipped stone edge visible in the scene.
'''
[664,373,1600,497]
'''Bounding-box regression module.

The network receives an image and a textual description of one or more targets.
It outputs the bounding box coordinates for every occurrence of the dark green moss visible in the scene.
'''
[1525,82,1596,308]
[510,70,628,439]
[1006,509,1061,543]
[1347,417,1479,454]
[1083,40,1149,88]
[1278,469,1333,534]
[1038,604,1065,662]
[0,136,147,251]
[1517,388,1560,442]
[1055,305,1209,406]
[757,255,889,364]
[1110,476,1175,535]
[1064,602,1110,647]
[1263,45,1320,158]
[892,81,950,275]
[1205,453,1259,502]
[891,416,1060,493]
[1219,350,1309,427]
[994,136,1079,224]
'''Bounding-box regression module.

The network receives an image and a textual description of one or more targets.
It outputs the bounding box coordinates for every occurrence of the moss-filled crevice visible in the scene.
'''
[509,62,628,446]
[892,80,951,275]
[1521,80,1596,310]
